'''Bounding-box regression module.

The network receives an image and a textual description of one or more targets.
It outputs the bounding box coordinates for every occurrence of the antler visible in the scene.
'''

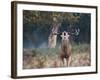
[68,28,80,36]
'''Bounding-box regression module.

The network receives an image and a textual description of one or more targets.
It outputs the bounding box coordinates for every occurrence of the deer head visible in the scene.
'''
[60,31,70,40]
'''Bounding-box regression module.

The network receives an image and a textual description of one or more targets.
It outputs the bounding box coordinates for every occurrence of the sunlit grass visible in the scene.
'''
[23,43,91,69]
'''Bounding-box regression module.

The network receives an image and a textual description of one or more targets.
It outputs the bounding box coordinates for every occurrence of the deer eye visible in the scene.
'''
[64,33,66,36]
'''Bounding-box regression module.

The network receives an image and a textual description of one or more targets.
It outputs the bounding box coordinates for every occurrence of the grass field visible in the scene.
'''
[23,43,91,69]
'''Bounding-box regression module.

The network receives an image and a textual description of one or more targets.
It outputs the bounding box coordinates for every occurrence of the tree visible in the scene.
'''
[23,10,90,48]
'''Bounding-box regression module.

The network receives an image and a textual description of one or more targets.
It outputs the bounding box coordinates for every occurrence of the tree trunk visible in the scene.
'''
[48,22,61,48]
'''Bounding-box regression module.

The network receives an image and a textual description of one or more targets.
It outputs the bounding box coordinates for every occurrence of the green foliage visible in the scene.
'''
[23,10,91,48]
[23,10,80,25]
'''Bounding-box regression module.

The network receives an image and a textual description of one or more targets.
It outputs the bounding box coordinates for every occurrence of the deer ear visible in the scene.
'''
[60,34,65,38]
[68,34,70,37]
[60,35,63,38]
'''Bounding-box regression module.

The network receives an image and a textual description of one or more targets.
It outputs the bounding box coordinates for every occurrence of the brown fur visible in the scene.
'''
[60,32,72,67]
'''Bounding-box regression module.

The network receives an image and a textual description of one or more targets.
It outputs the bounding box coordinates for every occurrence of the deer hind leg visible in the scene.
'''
[67,56,71,67]
[60,57,64,67]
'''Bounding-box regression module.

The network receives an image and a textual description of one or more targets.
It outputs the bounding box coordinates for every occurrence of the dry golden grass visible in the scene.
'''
[23,44,91,69]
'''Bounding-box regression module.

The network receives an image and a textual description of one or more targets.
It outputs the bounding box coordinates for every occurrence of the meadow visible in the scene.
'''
[23,43,91,69]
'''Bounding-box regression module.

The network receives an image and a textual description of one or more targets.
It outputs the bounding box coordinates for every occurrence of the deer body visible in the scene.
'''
[60,31,72,67]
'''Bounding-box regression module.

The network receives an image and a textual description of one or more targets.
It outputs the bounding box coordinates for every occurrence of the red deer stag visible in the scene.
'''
[60,31,72,67]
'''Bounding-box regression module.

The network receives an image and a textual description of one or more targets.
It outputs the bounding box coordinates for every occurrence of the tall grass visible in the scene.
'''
[23,43,91,69]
